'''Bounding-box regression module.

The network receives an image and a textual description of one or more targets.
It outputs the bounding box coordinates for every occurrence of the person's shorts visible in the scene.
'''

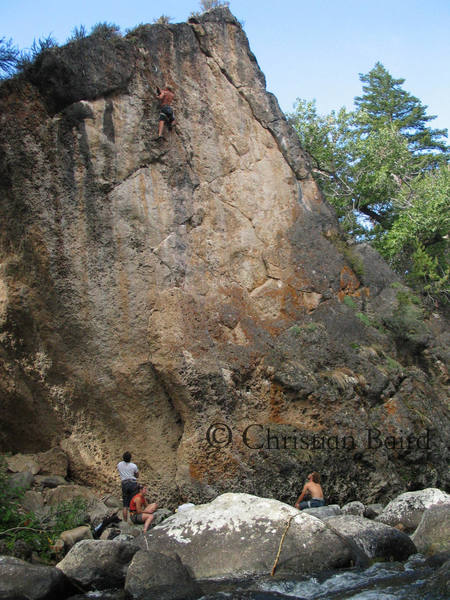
[159,105,174,123]
[299,499,325,509]
[121,479,139,508]
[130,513,144,524]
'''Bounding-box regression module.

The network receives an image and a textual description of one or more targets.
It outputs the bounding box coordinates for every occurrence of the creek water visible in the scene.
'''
[68,554,447,600]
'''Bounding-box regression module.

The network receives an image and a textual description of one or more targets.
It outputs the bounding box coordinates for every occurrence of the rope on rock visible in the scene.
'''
[271,513,299,576]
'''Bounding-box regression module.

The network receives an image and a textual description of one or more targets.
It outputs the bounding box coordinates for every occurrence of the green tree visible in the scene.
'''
[378,167,449,302]
[289,64,449,303]
[355,62,448,159]
[0,38,19,78]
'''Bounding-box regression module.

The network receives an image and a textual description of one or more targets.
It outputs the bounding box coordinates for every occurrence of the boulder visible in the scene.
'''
[342,501,365,516]
[125,550,202,600]
[22,490,45,513]
[376,488,450,531]
[56,539,138,589]
[364,503,384,519]
[34,475,68,488]
[424,558,450,597]
[324,515,417,561]
[35,447,69,477]
[60,526,94,550]
[411,504,450,554]
[86,501,110,527]
[8,470,34,491]
[302,504,342,518]
[0,555,72,599]
[138,493,354,579]
[152,508,172,526]
[6,454,40,475]
[102,494,122,509]
[44,485,98,506]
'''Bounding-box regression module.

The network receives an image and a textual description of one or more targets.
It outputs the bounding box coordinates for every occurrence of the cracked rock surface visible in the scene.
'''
[0,8,448,506]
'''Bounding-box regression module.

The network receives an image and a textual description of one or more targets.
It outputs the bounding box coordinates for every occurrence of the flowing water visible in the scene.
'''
[68,554,448,600]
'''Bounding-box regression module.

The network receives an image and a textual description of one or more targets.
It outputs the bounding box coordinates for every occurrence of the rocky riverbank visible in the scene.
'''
[1,449,449,600]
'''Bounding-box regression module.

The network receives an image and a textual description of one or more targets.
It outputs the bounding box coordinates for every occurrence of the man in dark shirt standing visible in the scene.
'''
[156,85,175,139]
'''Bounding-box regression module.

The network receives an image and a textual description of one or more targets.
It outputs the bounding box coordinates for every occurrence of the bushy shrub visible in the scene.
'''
[0,456,87,560]
[90,22,121,40]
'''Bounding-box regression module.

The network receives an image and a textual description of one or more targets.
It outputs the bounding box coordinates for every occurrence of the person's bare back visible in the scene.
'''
[158,88,174,106]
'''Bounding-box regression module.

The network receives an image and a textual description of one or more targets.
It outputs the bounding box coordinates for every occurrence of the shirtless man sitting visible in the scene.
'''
[294,472,325,509]
[156,85,175,139]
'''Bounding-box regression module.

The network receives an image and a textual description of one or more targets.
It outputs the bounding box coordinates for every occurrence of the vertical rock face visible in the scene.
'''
[0,8,448,505]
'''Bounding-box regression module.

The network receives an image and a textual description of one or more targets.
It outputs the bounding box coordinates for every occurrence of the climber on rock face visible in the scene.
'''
[156,85,175,139]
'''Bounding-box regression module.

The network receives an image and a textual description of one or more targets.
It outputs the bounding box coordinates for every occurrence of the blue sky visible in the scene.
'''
[2,0,449,132]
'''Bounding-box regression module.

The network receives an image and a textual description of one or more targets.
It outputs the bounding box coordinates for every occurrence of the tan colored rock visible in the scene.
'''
[59,526,93,550]
[6,454,40,475]
[45,485,98,506]
[0,7,448,510]
[35,448,69,477]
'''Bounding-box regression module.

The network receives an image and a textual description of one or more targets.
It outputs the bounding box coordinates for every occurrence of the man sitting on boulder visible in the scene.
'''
[294,471,325,509]
[129,484,158,532]
[156,85,175,139]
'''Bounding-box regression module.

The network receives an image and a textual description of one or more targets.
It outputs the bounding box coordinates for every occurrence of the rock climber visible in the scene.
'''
[117,451,139,522]
[294,471,325,509]
[129,484,158,532]
[156,85,175,139]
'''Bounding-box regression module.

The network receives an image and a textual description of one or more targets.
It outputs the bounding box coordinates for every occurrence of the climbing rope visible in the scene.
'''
[271,513,299,576]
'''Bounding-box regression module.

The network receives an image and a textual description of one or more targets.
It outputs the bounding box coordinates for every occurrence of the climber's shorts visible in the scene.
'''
[159,105,174,123]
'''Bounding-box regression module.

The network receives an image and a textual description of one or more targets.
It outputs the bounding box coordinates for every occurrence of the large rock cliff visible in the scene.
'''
[0,8,448,506]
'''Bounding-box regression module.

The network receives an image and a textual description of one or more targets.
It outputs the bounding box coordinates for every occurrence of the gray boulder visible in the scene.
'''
[8,470,34,491]
[22,490,46,514]
[324,515,417,561]
[56,539,138,589]
[34,475,68,488]
[424,558,450,597]
[411,504,450,554]
[138,493,354,579]
[364,503,384,519]
[342,501,365,516]
[125,550,202,600]
[302,504,342,518]
[376,488,450,532]
[0,555,72,599]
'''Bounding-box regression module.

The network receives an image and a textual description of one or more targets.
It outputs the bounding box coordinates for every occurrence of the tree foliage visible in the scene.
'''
[289,63,449,304]
[0,38,19,78]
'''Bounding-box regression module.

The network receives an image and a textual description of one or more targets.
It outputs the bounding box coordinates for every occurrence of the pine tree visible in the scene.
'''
[355,62,448,157]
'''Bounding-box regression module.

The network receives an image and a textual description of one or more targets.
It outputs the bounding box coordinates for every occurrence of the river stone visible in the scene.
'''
[6,454,40,475]
[424,558,450,597]
[342,501,365,516]
[0,555,72,599]
[302,504,342,518]
[411,504,450,554]
[375,488,450,532]
[56,539,138,589]
[324,515,417,561]
[125,550,202,600]
[364,503,384,519]
[138,493,353,579]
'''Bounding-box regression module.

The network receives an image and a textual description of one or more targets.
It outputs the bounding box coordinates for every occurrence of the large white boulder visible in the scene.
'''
[376,488,450,531]
[138,493,354,579]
